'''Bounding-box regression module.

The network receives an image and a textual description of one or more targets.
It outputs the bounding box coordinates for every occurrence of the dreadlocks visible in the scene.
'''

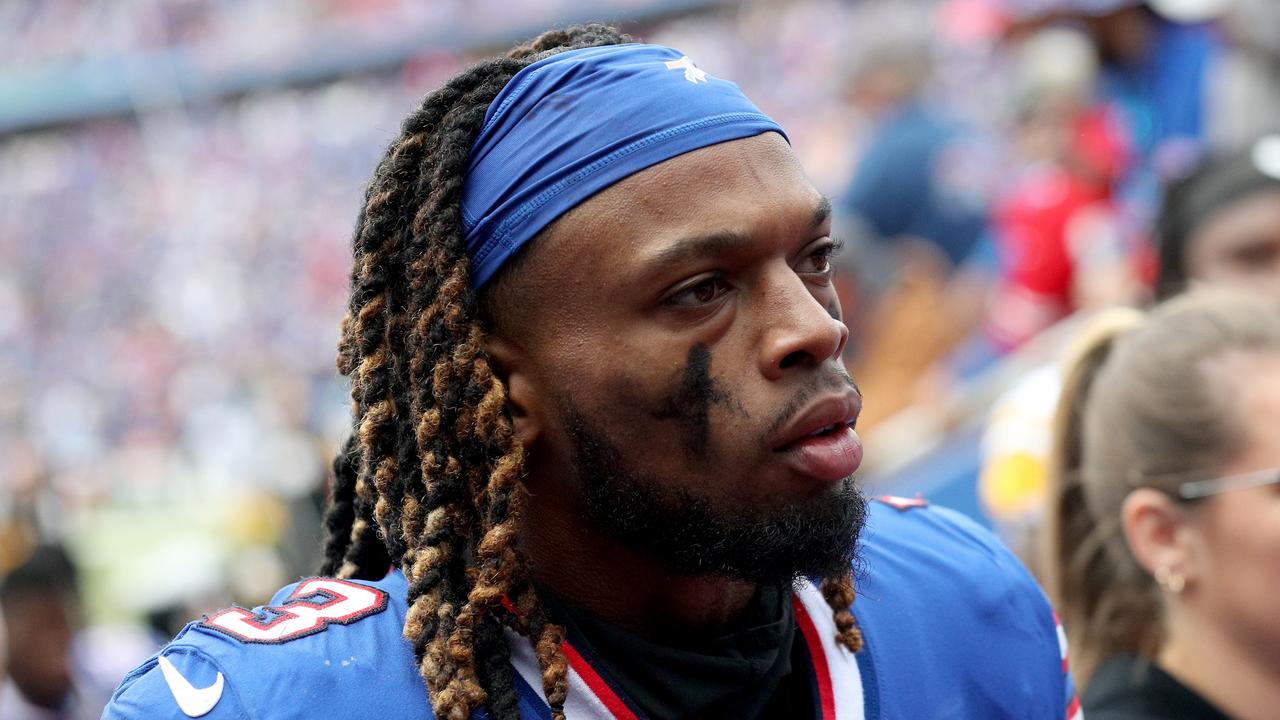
[319,24,861,720]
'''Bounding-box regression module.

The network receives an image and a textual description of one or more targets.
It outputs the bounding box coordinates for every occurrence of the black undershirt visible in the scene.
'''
[537,584,816,719]
[1083,654,1234,720]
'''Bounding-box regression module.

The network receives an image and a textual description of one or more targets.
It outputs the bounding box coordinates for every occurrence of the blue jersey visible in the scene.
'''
[104,499,1078,719]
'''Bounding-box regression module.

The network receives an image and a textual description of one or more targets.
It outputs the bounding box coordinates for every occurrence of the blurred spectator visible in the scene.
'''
[834,27,999,430]
[1155,135,1280,300]
[1043,291,1280,718]
[985,25,1143,350]
[1092,2,1218,164]
[0,545,95,719]
[980,134,1280,563]
[1001,1,1223,172]
[838,39,991,270]
[980,0,1229,352]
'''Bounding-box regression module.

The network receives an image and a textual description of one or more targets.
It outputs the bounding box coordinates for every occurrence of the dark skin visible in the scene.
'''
[3,593,76,709]
[1186,190,1280,300]
[485,132,852,636]
[650,343,738,459]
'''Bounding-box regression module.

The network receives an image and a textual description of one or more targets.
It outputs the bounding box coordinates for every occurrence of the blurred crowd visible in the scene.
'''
[0,0,655,71]
[4,0,1280,716]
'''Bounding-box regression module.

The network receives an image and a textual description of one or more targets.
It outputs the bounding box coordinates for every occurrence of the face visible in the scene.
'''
[493,132,866,584]
[2,594,76,709]
[1181,352,1280,667]
[1186,190,1280,299]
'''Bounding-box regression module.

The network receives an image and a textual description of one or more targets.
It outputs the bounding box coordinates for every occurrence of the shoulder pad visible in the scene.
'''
[103,572,434,720]
[104,645,244,720]
[854,499,1077,719]
[199,577,390,645]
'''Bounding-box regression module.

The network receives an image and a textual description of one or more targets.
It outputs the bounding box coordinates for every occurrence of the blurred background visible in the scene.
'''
[2,0,1278,715]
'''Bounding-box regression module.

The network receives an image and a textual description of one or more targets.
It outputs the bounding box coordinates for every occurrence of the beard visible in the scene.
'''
[560,403,867,586]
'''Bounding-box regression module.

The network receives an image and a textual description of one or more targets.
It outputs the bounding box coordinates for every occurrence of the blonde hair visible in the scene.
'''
[1043,290,1280,686]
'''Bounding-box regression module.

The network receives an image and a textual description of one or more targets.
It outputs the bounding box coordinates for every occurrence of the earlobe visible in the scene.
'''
[483,336,542,450]
[1121,488,1192,586]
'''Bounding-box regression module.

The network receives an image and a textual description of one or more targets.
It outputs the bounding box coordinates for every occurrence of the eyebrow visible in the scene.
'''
[812,196,832,227]
[645,195,834,273]
[647,230,751,272]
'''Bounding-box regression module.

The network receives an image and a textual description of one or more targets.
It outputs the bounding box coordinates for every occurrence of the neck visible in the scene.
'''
[519,487,759,637]
[1159,606,1280,720]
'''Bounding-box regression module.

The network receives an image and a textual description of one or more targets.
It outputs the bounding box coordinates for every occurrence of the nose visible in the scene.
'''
[758,272,849,380]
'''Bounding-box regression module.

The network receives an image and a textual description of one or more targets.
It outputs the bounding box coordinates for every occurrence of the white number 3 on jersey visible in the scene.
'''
[201,578,388,644]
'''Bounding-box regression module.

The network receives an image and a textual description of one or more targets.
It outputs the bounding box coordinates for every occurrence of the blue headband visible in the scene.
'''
[460,43,787,288]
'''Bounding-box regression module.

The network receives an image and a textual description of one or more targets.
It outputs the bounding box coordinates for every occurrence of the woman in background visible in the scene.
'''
[980,135,1280,566]
[1044,290,1280,720]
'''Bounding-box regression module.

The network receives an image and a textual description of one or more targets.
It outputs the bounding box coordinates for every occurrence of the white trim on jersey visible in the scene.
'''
[795,581,865,720]
[508,627,634,719]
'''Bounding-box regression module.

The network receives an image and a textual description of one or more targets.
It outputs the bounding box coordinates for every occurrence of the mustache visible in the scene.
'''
[759,369,860,447]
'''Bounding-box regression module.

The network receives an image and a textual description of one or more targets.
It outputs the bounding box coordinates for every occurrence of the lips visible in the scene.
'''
[772,391,864,482]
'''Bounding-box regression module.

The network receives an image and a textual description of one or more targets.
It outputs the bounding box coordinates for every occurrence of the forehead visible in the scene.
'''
[1192,191,1280,252]
[1218,351,1280,415]
[531,132,823,281]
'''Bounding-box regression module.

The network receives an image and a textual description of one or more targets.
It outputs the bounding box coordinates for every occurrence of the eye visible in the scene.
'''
[666,274,732,307]
[1230,241,1280,269]
[797,237,843,279]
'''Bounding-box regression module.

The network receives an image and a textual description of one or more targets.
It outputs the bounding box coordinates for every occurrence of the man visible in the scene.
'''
[0,545,99,720]
[105,25,1075,719]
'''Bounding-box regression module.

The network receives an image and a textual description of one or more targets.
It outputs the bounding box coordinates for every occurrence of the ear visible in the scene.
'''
[483,335,544,450]
[1121,488,1195,585]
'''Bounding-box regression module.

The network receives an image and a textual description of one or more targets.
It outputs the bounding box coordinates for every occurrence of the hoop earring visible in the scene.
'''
[1155,566,1186,594]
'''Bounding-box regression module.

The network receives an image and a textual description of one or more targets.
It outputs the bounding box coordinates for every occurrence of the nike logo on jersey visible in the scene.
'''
[158,654,224,717]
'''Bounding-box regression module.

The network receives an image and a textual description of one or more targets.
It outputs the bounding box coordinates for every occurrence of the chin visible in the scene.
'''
[592,472,867,585]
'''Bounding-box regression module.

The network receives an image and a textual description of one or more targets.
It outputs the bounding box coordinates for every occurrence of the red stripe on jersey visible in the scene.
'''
[792,595,836,719]
[1066,694,1081,720]
[562,641,639,720]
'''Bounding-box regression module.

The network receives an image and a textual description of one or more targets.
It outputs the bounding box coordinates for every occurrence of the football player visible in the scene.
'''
[105,25,1075,720]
